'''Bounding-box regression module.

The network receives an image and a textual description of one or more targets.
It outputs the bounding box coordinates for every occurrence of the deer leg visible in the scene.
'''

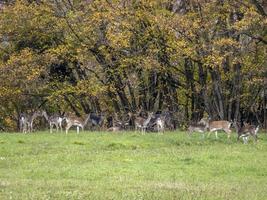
[25,123,29,133]
[252,134,258,143]
[244,136,249,144]
[30,121,34,132]
[22,124,26,134]
[59,123,62,132]
[55,124,59,133]
[215,131,218,139]
[50,123,53,134]
[65,125,71,134]
[207,131,211,138]
[242,137,245,144]
[226,129,231,139]
[29,123,32,133]
[77,126,79,134]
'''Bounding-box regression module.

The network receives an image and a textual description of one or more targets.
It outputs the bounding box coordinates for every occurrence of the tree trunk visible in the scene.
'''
[233,63,242,123]
[264,76,267,130]
[210,67,225,119]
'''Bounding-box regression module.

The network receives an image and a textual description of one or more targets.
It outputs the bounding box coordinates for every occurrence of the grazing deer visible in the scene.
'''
[41,111,65,133]
[20,111,43,133]
[200,118,232,139]
[187,123,207,137]
[65,114,90,134]
[234,122,259,144]
[130,112,154,134]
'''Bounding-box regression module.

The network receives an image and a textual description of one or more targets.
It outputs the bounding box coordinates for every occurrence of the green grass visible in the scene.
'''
[0,131,267,200]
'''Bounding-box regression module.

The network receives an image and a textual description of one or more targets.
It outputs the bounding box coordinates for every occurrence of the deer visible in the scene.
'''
[19,111,43,133]
[234,122,259,144]
[41,111,65,133]
[200,117,232,139]
[187,123,207,137]
[65,114,90,134]
[107,113,128,132]
[88,113,105,130]
[129,112,154,134]
[19,114,29,133]
[107,126,123,132]
[155,114,166,134]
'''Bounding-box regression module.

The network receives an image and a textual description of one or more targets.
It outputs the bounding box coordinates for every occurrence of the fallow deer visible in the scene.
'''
[130,112,154,134]
[107,126,123,132]
[65,114,90,134]
[88,113,105,130]
[20,114,29,133]
[200,117,232,139]
[155,115,166,134]
[20,111,43,133]
[107,113,128,132]
[234,122,259,144]
[187,123,207,137]
[41,111,65,133]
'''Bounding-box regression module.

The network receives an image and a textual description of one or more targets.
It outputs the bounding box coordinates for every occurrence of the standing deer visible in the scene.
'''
[20,114,29,133]
[200,118,232,139]
[155,115,166,134]
[88,113,105,130]
[187,123,207,137]
[20,111,43,133]
[234,122,259,144]
[41,111,65,133]
[130,112,154,134]
[65,114,90,134]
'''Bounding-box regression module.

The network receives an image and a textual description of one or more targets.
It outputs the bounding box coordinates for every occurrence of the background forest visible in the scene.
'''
[0,0,266,131]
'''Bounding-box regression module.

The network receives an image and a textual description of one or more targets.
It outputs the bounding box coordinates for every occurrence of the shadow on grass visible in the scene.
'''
[106,142,140,150]
[73,141,86,145]
[17,140,25,144]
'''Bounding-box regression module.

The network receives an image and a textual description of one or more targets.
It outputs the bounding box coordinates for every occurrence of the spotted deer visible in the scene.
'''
[41,111,65,133]
[234,122,259,144]
[65,114,90,134]
[187,123,207,137]
[200,118,232,139]
[129,112,154,134]
[19,111,43,133]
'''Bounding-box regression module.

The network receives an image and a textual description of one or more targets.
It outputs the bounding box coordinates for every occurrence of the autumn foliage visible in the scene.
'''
[0,0,266,131]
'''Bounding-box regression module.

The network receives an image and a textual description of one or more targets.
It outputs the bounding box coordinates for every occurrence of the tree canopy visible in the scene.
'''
[0,0,266,131]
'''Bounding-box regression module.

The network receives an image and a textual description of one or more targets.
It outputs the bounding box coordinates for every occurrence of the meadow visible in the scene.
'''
[0,131,267,200]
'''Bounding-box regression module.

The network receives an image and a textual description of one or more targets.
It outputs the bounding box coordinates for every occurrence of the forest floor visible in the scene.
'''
[0,131,267,200]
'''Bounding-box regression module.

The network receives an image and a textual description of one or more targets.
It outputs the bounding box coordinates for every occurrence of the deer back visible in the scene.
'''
[208,120,231,130]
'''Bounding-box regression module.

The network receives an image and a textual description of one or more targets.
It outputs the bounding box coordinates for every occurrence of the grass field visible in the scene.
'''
[0,130,267,200]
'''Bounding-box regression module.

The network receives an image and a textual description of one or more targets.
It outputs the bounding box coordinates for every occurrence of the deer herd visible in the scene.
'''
[19,110,260,144]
